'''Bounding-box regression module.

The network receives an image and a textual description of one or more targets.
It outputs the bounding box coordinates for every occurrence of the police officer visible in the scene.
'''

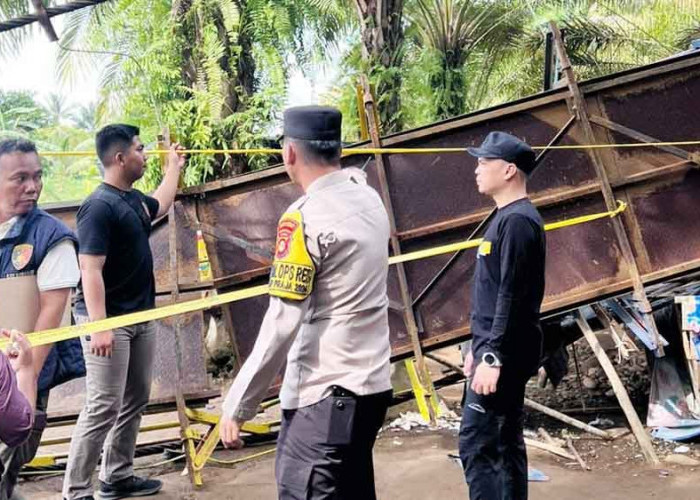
[0,139,84,500]
[459,132,546,500]
[220,106,393,499]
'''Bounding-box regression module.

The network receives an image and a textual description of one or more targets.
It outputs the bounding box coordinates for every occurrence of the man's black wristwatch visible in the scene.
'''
[481,352,502,368]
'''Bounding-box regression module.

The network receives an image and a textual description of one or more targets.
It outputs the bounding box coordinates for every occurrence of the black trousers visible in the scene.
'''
[458,370,529,500]
[275,387,392,500]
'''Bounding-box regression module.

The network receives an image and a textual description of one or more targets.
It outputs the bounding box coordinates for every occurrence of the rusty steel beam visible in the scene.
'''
[590,115,699,162]
[550,21,665,357]
[161,129,199,486]
[360,75,437,423]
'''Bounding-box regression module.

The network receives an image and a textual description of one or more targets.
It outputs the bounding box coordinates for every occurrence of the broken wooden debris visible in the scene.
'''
[566,437,591,471]
[524,437,576,460]
[525,398,614,440]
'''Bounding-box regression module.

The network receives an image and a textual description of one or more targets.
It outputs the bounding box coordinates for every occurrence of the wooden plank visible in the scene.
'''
[575,310,659,464]
[524,398,613,439]
[551,21,664,357]
[361,75,436,424]
[524,437,576,460]
[161,129,200,487]
[566,437,591,471]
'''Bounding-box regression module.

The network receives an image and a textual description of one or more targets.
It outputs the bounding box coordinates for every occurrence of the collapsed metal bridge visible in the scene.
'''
[43,38,700,433]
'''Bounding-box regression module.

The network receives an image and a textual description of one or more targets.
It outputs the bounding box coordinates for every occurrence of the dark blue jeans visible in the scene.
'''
[459,369,529,500]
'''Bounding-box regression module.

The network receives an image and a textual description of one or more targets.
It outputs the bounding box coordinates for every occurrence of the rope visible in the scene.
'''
[35,140,700,158]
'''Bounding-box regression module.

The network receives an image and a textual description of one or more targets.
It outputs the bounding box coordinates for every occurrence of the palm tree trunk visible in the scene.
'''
[354,0,405,134]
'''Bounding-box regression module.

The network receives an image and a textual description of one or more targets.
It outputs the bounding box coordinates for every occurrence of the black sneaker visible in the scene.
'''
[99,476,163,499]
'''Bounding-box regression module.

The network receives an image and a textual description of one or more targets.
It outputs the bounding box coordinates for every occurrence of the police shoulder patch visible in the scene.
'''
[268,210,315,300]
[12,244,34,270]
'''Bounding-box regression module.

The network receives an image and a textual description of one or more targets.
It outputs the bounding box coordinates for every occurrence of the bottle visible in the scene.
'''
[196,229,213,282]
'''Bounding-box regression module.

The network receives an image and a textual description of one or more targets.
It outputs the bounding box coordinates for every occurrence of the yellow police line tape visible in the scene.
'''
[0,201,627,350]
[36,140,700,157]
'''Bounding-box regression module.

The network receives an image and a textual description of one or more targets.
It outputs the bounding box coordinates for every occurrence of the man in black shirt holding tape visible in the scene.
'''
[63,125,185,500]
[459,132,546,500]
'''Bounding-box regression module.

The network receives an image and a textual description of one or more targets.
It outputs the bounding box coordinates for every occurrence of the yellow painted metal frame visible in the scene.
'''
[27,406,280,486]
[404,357,442,422]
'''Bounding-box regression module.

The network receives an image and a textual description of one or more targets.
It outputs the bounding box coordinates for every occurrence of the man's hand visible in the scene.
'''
[90,330,114,358]
[167,143,186,171]
[470,363,500,395]
[220,417,245,449]
[2,329,33,373]
[463,350,474,378]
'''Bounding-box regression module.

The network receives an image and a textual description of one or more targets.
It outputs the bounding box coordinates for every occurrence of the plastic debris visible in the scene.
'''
[587,417,615,429]
[385,409,461,432]
[528,468,550,482]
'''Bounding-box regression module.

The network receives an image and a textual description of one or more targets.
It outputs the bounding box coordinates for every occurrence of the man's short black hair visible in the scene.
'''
[0,138,38,161]
[290,138,342,165]
[96,124,140,166]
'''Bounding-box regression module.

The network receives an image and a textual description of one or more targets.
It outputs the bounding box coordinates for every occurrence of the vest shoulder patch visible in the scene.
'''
[269,210,315,301]
[12,244,34,270]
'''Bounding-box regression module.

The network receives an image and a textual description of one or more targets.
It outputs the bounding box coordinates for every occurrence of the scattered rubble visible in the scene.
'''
[384,406,461,433]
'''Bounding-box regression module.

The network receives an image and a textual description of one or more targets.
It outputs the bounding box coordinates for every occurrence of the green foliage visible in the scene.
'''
[0,90,51,133]
[0,90,101,204]
[2,0,700,203]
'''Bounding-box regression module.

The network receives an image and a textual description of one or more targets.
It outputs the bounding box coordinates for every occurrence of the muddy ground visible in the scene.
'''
[18,428,700,500]
[18,345,700,499]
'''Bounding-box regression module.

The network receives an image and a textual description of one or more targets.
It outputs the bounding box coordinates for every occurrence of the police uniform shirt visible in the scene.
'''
[222,167,392,421]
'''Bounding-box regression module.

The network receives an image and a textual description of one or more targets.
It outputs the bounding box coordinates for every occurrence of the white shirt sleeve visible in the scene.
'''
[37,240,81,292]
[221,296,310,421]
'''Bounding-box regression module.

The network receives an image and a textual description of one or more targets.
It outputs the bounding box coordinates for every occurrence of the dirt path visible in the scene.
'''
[20,430,700,500]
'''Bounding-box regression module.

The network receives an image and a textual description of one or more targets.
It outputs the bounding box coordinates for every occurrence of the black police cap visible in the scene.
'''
[282,106,342,142]
[467,131,536,175]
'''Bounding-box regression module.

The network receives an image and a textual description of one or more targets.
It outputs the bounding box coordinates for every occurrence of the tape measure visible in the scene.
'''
[0,201,627,350]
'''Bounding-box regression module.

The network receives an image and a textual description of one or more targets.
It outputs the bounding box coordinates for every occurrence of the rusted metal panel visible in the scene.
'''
[384,114,598,233]
[627,170,700,272]
[197,183,300,278]
[48,298,208,416]
[151,200,200,291]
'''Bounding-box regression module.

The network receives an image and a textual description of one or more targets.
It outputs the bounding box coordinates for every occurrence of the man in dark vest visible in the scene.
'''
[0,138,85,500]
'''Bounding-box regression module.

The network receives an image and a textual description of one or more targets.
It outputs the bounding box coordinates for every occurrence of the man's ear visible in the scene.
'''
[114,150,124,166]
[283,141,297,166]
[504,162,518,181]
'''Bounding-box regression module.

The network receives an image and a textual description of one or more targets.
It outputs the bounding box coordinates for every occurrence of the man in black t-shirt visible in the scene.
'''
[458,132,546,500]
[63,125,185,500]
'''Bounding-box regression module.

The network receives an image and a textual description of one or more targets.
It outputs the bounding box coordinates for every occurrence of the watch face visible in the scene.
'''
[483,353,499,366]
